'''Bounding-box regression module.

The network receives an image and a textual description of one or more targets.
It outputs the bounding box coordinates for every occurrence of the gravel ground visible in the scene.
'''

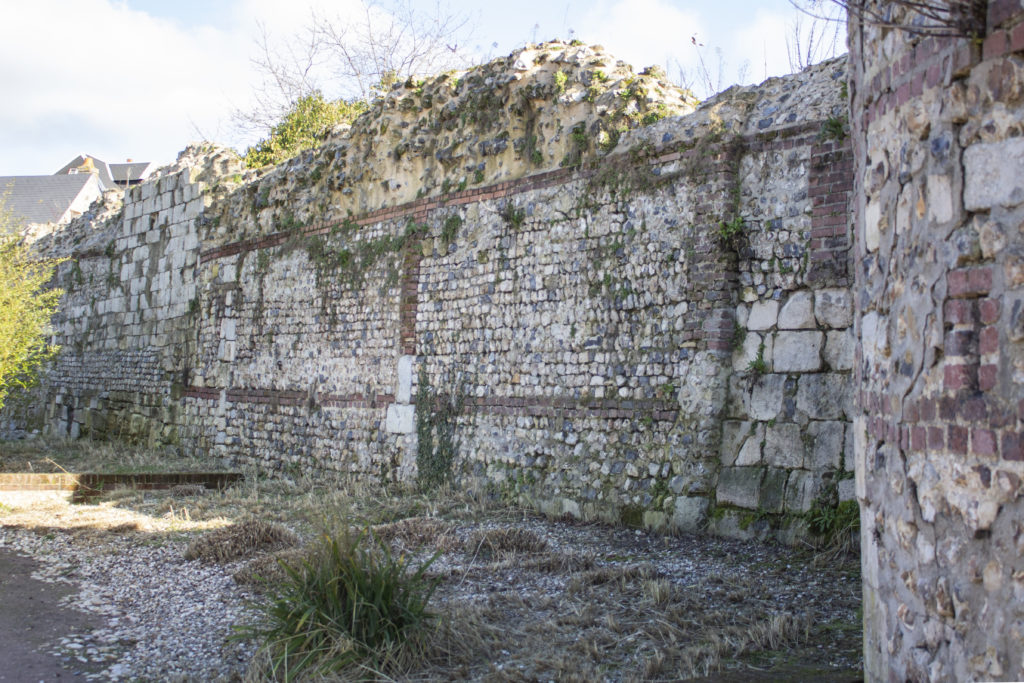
[0,487,863,682]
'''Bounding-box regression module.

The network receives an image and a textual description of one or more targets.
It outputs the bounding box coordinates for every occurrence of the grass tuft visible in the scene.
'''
[237,527,441,681]
[184,519,299,563]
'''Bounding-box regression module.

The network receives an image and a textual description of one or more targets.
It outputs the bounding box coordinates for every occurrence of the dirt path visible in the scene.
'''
[0,548,103,682]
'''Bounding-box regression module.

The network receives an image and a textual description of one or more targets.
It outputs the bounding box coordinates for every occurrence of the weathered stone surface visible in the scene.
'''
[747,300,779,331]
[721,420,752,466]
[824,329,855,371]
[796,374,849,420]
[386,405,414,434]
[785,470,821,513]
[815,288,853,328]
[396,355,413,403]
[760,468,789,513]
[732,332,772,372]
[805,420,844,470]
[778,291,816,329]
[671,496,708,531]
[773,331,823,372]
[749,374,785,421]
[764,423,804,468]
[964,138,1024,211]
[736,425,764,466]
[716,467,764,510]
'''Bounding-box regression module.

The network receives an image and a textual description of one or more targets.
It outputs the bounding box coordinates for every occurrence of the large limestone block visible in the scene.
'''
[778,291,816,329]
[796,374,849,420]
[805,420,844,470]
[764,423,804,468]
[386,405,414,433]
[784,470,821,513]
[749,374,786,421]
[716,467,764,509]
[815,288,853,328]
[964,138,1024,210]
[773,331,823,372]
[824,329,855,370]
[671,496,708,532]
[760,468,789,513]
[747,300,779,331]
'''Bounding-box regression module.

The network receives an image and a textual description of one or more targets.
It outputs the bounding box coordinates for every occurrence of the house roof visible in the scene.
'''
[0,174,98,226]
[54,154,114,189]
[109,161,154,184]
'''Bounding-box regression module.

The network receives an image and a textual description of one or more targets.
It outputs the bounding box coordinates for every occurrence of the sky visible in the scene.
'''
[0,0,845,176]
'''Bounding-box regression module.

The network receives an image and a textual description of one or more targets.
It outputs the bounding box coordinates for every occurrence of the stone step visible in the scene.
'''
[0,472,242,504]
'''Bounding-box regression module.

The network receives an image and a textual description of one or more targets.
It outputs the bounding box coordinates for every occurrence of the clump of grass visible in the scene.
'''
[467,526,548,559]
[238,528,441,681]
[373,516,456,550]
[184,519,299,563]
[234,547,309,587]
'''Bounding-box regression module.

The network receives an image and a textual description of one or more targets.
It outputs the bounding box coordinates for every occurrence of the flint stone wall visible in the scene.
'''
[11,45,854,541]
[850,1,1024,680]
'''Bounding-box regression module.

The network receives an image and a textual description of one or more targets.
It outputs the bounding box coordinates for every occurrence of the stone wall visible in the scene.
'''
[10,44,854,542]
[850,1,1024,679]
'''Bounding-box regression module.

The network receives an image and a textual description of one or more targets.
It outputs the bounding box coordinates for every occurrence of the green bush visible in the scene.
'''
[244,92,367,168]
[0,204,65,410]
[240,528,441,681]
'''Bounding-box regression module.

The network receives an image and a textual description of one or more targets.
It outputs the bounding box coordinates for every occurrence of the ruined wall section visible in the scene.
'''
[21,148,243,444]
[11,49,854,541]
[176,55,853,536]
[850,2,1024,679]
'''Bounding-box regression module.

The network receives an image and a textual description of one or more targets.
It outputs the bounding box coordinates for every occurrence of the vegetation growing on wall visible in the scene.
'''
[244,92,367,168]
[415,367,466,490]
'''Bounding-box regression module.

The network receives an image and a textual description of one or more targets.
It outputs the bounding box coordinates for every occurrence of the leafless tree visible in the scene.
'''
[234,0,473,135]
[786,2,846,72]
[790,0,987,38]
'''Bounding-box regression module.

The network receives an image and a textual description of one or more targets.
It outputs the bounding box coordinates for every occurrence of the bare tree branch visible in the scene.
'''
[790,0,987,38]
[233,0,473,138]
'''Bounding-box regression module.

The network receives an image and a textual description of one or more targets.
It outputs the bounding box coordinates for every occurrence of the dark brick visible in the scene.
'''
[928,426,945,450]
[979,364,999,392]
[912,426,927,451]
[979,298,1001,324]
[973,428,998,457]
[944,363,976,391]
[944,298,975,325]
[979,326,1000,355]
[1004,432,1024,461]
[949,426,969,454]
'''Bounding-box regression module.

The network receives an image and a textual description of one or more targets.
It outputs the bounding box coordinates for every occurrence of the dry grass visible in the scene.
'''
[183,519,299,563]
[0,438,863,680]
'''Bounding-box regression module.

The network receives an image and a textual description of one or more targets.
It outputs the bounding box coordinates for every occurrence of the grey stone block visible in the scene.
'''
[386,404,415,433]
[824,329,855,370]
[814,288,853,329]
[796,374,848,420]
[672,496,708,532]
[760,468,789,513]
[721,420,752,466]
[716,467,764,509]
[396,355,414,403]
[785,470,821,512]
[736,424,764,466]
[964,138,1024,210]
[747,300,779,330]
[764,423,803,468]
[805,420,844,470]
[778,291,816,329]
[773,331,823,372]
[838,478,856,502]
[749,374,785,420]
